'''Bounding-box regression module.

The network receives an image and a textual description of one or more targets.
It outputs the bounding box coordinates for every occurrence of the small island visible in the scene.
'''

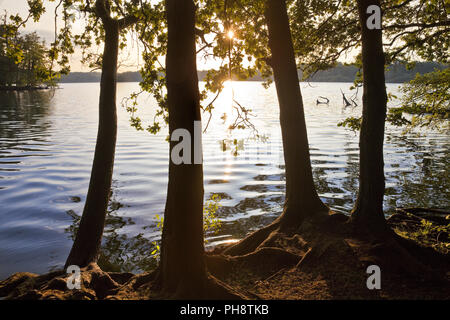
[1,21,60,91]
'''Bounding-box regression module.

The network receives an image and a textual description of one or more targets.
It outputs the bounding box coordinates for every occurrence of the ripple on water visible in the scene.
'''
[0,82,448,277]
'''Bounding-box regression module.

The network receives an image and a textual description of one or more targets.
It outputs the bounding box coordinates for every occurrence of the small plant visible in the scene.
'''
[203,193,223,237]
[150,214,164,258]
[150,241,160,256]
[394,215,450,254]
[155,214,164,229]
[149,194,223,258]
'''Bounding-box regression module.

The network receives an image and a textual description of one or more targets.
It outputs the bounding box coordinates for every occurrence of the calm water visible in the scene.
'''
[0,82,448,278]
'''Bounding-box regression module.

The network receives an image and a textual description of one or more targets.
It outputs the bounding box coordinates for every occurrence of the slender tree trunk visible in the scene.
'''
[264,0,328,229]
[65,19,120,268]
[351,0,388,234]
[158,0,207,297]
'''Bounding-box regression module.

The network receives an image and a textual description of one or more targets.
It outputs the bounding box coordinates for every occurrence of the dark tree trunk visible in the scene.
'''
[158,0,207,297]
[65,19,120,268]
[264,0,328,229]
[351,0,388,234]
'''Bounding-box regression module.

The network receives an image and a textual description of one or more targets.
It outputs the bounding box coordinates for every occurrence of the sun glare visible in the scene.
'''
[226,30,235,39]
[222,80,233,105]
[213,80,233,115]
[223,80,233,89]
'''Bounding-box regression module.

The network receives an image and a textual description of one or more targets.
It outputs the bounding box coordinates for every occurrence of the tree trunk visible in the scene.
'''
[158,0,207,297]
[351,0,388,234]
[65,19,120,268]
[264,0,328,229]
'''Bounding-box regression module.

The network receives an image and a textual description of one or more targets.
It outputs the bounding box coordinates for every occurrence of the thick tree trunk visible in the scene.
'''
[65,20,120,268]
[158,0,207,297]
[351,0,388,234]
[264,0,328,229]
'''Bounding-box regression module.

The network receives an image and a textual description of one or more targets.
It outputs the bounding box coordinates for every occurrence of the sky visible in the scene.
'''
[1,0,60,42]
[1,0,222,72]
[1,0,92,71]
[1,0,355,74]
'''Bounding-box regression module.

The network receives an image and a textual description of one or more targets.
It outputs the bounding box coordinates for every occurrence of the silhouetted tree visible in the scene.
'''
[221,0,330,256]
[65,0,138,267]
[157,0,206,296]
[156,0,242,299]
[264,0,328,230]
[350,0,388,234]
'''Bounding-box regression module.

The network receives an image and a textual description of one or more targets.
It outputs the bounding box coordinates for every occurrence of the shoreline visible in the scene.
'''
[0,86,55,91]
[0,207,448,300]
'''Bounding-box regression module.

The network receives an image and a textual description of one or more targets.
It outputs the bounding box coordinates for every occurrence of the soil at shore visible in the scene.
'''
[1,208,449,300]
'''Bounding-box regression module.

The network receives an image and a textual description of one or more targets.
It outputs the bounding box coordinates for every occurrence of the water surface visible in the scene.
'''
[0,82,448,278]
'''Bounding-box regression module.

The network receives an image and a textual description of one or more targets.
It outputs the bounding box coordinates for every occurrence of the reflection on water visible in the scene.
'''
[64,187,159,273]
[0,82,448,277]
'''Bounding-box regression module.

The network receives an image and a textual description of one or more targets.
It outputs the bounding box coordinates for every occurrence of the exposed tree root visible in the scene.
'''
[222,207,333,257]
[0,263,136,300]
[153,271,246,300]
[222,219,281,256]
[206,210,449,299]
[0,263,247,300]
[203,275,247,300]
[206,246,302,280]
[395,207,449,225]
[1,209,448,300]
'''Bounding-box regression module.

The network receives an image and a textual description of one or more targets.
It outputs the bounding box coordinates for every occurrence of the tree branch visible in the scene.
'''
[94,0,112,23]
[385,21,450,30]
[119,15,138,29]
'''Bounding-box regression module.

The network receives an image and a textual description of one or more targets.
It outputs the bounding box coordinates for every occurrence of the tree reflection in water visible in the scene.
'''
[65,187,159,273]
[63,130,449,274]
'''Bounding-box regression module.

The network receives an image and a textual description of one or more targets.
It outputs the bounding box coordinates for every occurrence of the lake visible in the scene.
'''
[0,81,448,278]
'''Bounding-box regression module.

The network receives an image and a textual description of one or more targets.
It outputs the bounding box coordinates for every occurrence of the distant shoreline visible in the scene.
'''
[0,85,53,91]
[58,80,407,84]
[60,61,447,84]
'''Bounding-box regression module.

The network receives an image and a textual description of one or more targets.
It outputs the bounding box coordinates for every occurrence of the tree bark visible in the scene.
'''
[264,0,328,229]
[65,19,120,268]
[158,0,207,297]
[351,0,389,234]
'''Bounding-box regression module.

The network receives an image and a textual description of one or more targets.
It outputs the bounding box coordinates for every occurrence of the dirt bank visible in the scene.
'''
[1,208,449,300]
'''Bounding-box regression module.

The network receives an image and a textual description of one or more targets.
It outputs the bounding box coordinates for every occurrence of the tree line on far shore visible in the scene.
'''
[58,61,446,84]
[0,9,70,89]
[0,29,52,88]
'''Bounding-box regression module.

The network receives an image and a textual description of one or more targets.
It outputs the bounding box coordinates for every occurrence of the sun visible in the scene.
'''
[226,30,235,39]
